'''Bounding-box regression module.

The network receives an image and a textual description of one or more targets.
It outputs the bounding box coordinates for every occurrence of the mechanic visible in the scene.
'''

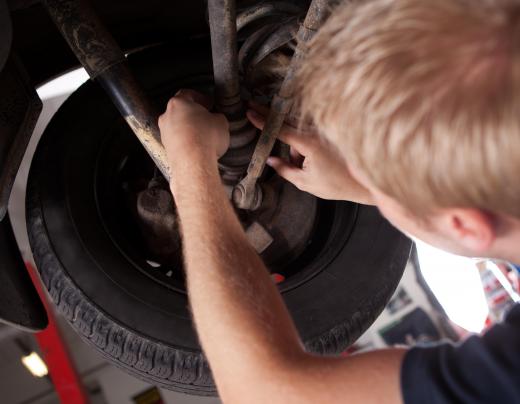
[157,0,520,402]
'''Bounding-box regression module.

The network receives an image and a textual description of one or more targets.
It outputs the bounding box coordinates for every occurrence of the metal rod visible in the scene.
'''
[208,0,241,116]
[43,0,170,181]
[233,0,332,210]
[207,0,257,183]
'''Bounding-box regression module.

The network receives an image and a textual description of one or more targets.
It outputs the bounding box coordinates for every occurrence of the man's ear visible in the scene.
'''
[441,208,496,253]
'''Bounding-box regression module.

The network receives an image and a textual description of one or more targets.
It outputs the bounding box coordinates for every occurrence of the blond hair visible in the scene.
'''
[296,0,520,218]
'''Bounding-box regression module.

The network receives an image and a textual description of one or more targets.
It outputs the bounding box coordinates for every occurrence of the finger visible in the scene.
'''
[247,107,297,131]
[216,114,231,158]
[246,108,266,129]
[246,108,296,136]
[266,157,304,187]
[248,100,270,116]
[175,89,213,110]
[248,109,314,154]
[289,146,305,168]
[249,101,301,132]
[276,130,317,156]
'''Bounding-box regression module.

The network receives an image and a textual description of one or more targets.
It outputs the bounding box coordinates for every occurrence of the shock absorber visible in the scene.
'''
[43,0,171,181]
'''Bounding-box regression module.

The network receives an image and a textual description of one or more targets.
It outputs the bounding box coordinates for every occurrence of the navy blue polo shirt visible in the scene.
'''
[401,304,520,403]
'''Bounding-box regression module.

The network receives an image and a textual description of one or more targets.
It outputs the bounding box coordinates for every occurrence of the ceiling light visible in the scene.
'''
[21,352,48,378]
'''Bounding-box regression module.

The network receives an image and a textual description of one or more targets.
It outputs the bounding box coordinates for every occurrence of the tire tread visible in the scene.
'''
[26,169,217,396]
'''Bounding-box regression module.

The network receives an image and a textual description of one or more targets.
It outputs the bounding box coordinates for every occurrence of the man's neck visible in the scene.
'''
[493,215,520,264]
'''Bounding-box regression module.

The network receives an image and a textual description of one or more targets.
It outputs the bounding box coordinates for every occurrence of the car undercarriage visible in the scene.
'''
[1,0,411,395]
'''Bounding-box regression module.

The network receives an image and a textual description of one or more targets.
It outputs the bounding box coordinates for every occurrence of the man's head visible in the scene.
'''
[296,0,520,261]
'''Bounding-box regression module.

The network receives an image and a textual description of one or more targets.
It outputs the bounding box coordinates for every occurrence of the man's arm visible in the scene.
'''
[159,93,404,404]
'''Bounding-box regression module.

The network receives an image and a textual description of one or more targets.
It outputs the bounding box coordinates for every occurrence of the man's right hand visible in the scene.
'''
[247,108,375,205]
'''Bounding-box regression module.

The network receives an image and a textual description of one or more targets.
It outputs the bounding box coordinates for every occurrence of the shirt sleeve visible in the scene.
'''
[400,304,520,404]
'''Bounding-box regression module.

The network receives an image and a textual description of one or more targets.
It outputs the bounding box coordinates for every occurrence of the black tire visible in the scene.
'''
[26,42,411,395]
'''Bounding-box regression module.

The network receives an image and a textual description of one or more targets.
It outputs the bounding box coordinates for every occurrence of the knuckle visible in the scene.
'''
[309,135,321,147]
[167,98,177,109]
[304,140,316,153]
[218,114,229,129]
[158,114,166,126]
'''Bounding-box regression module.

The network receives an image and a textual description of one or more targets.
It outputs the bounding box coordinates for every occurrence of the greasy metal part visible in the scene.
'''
[208,0,241,116]
[247,23,298,74]
[237,2,304,100]
[254,178,317,266]
[208,0,258,181]
[0,55,42,221]
[208,0,254,141]
[218,143,257,184]
[233,0,332,210]
[43,0,124,78]
[245,221,273,254]
[236,1,301,31]
[0,0,12,72]
[95,63,170,177]
[136,176,181,262]
[238,23,279,76]
[233,181,263,211]
[0,214,48,331]
[43,0,170,180]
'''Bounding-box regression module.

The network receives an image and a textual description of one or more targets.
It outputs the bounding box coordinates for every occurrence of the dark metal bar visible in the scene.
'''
[236,2,301,32]
[0,55,42,221]
[233,0,332,210]
[0,215,48,331]
[0,0,12,72]
[208,0,241,116]
[43,0,170,181]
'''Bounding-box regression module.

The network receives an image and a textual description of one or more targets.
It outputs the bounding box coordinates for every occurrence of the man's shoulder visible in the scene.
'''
[401,304,520,404]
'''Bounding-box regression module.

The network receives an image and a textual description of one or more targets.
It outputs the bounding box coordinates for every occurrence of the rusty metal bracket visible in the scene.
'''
[43,0,171,181]
[233,0,332,210]
[245,221,273,254]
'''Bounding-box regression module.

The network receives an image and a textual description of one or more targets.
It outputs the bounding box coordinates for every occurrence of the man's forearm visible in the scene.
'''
[170,149,304,400]
[160,95,405,404]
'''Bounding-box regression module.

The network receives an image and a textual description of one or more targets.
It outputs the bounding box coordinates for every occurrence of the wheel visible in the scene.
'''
[26,42,411,395]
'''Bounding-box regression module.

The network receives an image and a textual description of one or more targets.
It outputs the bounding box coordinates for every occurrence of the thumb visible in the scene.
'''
[247,109,265,130]
[267,157,303,187]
